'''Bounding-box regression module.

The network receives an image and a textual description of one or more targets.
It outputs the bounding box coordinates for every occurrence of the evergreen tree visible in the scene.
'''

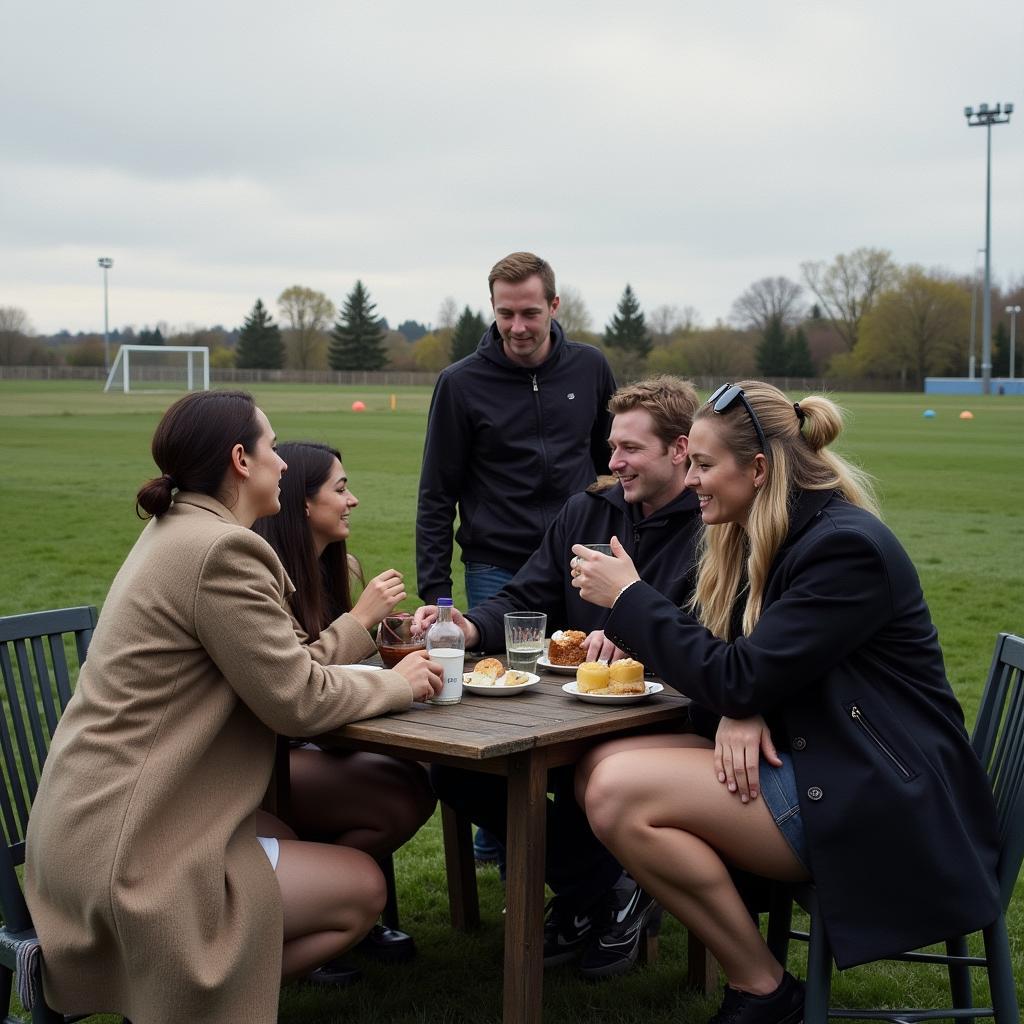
[785,326,815,376]
[603,284,652,358]
[755,317,790,377]
[449,306,487,362]
[329,280,387,370]
[235,299,285,369]
[992,321,1009,377]
[137,326,164,346]
[396,319,427,342]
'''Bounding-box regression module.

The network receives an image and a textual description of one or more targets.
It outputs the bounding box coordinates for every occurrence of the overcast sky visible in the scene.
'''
[3,1,1022,337]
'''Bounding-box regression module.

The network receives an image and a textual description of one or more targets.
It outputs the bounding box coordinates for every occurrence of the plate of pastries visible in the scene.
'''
[463,658,540,696]
[537,629,589,673]
[561,658,663,704]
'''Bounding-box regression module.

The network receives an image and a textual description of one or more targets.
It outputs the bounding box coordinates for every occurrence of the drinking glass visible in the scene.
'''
[377,613,426,668]
[504,611,547,674]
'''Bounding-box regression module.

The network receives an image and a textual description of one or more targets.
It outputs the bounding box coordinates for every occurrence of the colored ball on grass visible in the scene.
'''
[351,400,366,412]
[923,409,936,418]
[959,410,974,420]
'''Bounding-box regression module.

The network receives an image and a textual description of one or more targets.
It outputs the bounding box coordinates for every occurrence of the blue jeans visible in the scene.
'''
[464,563,515,609]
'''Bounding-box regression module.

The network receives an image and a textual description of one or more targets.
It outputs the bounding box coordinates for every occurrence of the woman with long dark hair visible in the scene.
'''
[253,442,436,960]
[25,392,442,1024]
[568,381,1000,1024]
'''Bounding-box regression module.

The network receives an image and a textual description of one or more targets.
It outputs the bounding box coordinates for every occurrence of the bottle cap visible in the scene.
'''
[437,597,453,606]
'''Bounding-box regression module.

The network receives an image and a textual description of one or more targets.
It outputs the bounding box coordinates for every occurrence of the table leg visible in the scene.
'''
[441,803,479,930]
[503,751,547,1024]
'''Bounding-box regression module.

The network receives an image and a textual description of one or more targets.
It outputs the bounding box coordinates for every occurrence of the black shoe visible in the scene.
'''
[578,881,658,980]
[307,958,362,988]
[357,923,416,964]
[709,972,805,1024]
[542,896,597,967]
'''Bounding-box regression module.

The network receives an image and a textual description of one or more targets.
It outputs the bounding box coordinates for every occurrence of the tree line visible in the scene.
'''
[3,248,1022,385]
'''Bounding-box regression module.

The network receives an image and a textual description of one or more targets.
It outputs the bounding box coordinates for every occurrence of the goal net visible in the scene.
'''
[104,345,211,393]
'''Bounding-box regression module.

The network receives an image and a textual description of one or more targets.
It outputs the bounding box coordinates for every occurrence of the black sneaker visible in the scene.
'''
[578,881,657,980]
[709,972,805,1024]
[542,896,596,966]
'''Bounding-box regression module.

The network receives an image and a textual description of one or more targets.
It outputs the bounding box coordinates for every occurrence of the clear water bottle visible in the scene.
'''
[426,598,464,704]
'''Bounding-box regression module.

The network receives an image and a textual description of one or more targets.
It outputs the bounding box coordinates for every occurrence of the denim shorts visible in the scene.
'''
[758,752,810,870]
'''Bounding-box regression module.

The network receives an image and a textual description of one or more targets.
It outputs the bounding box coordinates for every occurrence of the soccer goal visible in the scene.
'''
[104,345,211,393]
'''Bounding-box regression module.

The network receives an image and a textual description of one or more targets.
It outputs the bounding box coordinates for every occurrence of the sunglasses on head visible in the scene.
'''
[706,383,769,458]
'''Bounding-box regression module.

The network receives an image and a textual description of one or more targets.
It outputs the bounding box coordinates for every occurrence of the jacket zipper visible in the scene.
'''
[849,704,913,780]
[531,372,552,524]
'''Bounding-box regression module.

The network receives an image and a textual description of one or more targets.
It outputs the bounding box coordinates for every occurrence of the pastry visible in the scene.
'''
[474,657,504,678]
[547,629,588,666]
[608,658,645,695]
[576,661,610,693]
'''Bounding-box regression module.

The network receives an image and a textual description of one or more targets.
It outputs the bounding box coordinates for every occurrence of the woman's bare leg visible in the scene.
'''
[277,840,386,980]
[288,748,436,857]
[574,731,710,807]
[584,746,809,995]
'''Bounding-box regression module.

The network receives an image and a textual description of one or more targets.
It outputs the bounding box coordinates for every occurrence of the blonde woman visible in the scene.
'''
[569,382,1000,1024]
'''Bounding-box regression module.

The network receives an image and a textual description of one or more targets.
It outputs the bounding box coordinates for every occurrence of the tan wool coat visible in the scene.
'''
[25,493,413,1024]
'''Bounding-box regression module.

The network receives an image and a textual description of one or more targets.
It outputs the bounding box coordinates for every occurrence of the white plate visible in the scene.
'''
[463,672,541,696]
[536,655,582,675]
[561,681,663,704]
[335,664,383,671]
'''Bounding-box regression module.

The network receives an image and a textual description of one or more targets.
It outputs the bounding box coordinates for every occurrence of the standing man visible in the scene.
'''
[416,252,616,609]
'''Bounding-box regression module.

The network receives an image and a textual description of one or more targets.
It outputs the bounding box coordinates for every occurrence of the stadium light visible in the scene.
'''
[97,257,114,372]
[1007,305,1021,381]
[964,102,1013,395]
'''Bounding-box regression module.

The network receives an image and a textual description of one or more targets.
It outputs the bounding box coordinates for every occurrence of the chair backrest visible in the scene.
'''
[970,631,1024,909]
[0,606,97,932]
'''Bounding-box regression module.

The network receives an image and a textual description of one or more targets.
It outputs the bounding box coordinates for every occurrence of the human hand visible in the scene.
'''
[714,714,782,803]
[582,630,624,663]
[570,537,641,609]
[411,605,479,648]
[350,569,406,632]
[393,649,444,702]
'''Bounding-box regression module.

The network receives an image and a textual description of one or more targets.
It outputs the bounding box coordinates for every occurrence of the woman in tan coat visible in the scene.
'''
[25,390,443,1024]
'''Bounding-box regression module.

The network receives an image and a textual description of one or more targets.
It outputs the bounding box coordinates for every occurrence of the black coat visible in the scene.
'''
[604,489,1001,969]
[416,321,616,603]
[465,482,701,653]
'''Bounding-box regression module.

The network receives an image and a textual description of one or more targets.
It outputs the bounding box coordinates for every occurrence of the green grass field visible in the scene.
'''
[2,381,1022,1022]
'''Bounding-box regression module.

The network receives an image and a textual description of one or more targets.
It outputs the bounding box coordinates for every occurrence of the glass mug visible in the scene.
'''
[376,613,426,668]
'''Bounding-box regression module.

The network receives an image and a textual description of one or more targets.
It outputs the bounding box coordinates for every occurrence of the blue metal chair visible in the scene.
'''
[767,632,1024,1023]
[0,606,98,1023]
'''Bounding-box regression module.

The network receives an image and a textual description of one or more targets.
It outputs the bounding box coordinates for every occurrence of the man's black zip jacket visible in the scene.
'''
[464,481,701,652]
[416,320,616,603]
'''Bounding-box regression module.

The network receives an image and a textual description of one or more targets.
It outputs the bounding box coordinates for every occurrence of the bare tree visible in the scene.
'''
[731,277,805,334]
[277,286,335,370]
[801,248,897,351]
[436,296,459,331]
[0,306,34,365]
[555,284,592,337]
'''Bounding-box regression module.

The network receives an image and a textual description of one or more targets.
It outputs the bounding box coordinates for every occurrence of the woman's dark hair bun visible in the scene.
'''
[136,475,175,519]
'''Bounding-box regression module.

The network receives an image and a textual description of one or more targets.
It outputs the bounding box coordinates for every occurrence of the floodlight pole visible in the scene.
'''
[98,257,114,372]
[968,247,984,379]
[964,102,1013,395]
[1007,305,1021,381]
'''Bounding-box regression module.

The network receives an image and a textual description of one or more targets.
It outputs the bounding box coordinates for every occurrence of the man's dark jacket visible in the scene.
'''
[416,321,616,603]
[605,489,1001,969]
[465,482,701,652]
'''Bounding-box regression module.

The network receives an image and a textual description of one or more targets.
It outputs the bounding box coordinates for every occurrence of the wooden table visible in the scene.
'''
[321,668,716,1024]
